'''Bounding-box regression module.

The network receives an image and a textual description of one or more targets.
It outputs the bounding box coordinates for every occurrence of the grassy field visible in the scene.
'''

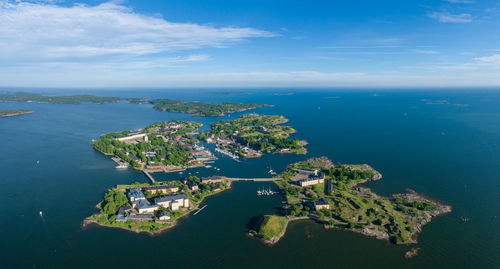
[258,215,288,240]
[0,109,33,117]
[265,157,449,244]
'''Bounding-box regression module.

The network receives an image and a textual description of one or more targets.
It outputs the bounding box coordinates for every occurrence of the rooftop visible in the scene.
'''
[154,194,188,204]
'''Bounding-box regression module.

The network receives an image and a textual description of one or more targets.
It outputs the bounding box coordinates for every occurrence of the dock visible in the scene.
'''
[193,205,207,215]
[143,171,156,183]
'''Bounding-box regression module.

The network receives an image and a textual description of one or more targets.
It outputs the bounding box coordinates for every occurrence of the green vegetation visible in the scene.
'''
[151,99,266,117]
[0,109,33,117]
[88,177,230,233]
[0,92,268,117]
[207,113,307,157]
[92,120,212,170]
[0,92,121,104]
[257,215,288,240]
[256,157,450,245]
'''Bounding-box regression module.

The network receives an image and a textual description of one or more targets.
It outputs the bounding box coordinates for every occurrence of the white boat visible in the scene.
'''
[268,167,277,175]
[116,164,128,169]
[257,187,277,196]
[39,211,43,216]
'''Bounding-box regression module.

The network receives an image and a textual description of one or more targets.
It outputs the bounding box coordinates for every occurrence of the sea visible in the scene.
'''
[0,88,499,268]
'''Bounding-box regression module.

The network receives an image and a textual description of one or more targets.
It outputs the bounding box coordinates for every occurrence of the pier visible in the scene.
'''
[143,171,156,183]
[193,205,207,215]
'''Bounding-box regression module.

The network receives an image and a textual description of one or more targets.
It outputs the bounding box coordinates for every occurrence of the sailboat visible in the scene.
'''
[268,167,277,176]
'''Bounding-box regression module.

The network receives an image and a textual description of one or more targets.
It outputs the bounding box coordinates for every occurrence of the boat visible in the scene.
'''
[115,164,128,169]
[257,187,277,196]
[39,211,43,216]
[268,167,277,176]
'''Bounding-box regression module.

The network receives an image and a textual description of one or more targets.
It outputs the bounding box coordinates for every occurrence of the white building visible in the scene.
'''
[154,194,190,211]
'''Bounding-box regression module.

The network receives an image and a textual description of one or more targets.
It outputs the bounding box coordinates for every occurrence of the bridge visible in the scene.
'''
[143,171,156,183]
[225,177,278,182]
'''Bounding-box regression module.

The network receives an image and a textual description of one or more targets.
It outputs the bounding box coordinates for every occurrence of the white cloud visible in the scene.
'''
[412,49,440,54]
[428,12,473,23]
[0,1,274,62]
[474,54,500,66]
[444,0,473,3]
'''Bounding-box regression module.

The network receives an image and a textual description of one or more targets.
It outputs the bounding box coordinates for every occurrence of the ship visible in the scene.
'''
[115,164,128,169]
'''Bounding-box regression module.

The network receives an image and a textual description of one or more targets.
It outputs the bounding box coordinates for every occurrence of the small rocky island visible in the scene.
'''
[83,176,230,234]
[200,113,307,159]
[0,109,33,117]
[249,157,451,245]
[92,120,216,172]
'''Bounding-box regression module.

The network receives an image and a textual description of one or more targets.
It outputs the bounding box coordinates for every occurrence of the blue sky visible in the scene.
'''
[0,0,499,88]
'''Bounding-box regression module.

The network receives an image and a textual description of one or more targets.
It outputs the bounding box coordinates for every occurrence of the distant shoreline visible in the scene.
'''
[0,110,33,118]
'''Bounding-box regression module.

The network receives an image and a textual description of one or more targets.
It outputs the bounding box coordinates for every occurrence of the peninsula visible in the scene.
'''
[151,99,268,117]
[250,157,451,245]
[83,176,230,234]
[0,92,268,117]
[92,120,216,172]
[0,109,33,117]
[201,113,307,159]
[0,92,121,104]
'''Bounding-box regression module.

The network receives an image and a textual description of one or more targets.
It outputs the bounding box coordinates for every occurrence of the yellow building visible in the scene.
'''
[143,185,179,194]
[314,198,330,211]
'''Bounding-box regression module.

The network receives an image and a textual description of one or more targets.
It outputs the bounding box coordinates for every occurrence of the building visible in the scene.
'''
[297,168,319,176]
[143,185,179,194]
[154,194,189,211]
[116,206,132,222]
[157,211,171,221]
[327,179,334,194]
[127,214,154,221]
[297,173,325,187]
[132,199,159,214]
[314,198,331,211]
[183,179,199,191]
[201,176,224,184]
[128,188,146,202]
[211,185,221,192]
[193,154,211,161]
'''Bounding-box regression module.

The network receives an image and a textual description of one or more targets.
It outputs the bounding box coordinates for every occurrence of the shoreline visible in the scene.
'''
[82,182,233,235]
[248,216,310,245]
[250,162,451,246]
[0,110,34,117]
[250,198,451,246]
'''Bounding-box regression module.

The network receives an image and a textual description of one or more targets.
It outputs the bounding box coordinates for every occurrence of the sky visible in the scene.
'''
[0,0,499,88]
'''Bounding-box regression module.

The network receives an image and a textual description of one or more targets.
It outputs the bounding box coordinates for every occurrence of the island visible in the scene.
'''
[0,92,269,117]
[0,92,121,104]
[249,157,451,245]
[83,176,230,234]
[151,99,268,117]
[201,113,307,159]
[92,120,216,172]
[0,109,33,117]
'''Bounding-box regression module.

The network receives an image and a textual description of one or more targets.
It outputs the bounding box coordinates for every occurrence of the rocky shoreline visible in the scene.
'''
[0,110,33,117]
[82,182,233,235]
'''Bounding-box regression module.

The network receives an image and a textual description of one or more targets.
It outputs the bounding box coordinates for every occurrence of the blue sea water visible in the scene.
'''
[0,89,499,268]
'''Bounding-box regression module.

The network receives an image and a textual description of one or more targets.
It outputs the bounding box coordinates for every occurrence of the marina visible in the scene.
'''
[257,187,277,196]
